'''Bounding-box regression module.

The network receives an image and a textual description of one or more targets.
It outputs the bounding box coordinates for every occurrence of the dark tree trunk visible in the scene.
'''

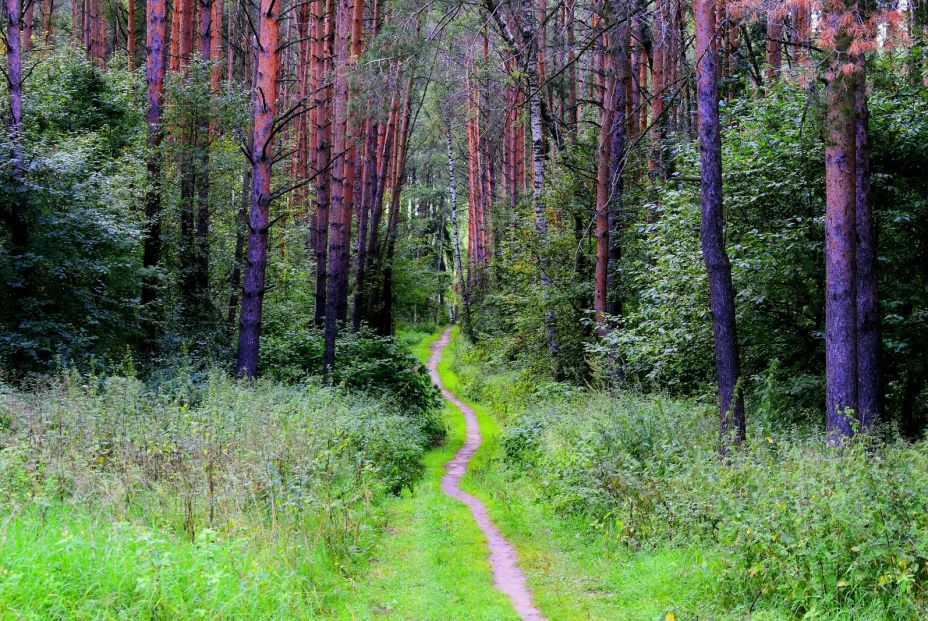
[142,0,167,349]
[376,74,412,337]
[594,15,611,327]
[5,0,30,330]
[855,63,880,430]
[352,117,378,331]
[824,59,858,439]
[235,0,280,378]
[312,0,332,328]
[227,166,250,332]
[695,0,745,450]
[607,1,628,320]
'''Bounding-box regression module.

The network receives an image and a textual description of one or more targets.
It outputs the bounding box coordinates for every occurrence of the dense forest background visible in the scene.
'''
[3,0,928,617]
[3,0,927,435]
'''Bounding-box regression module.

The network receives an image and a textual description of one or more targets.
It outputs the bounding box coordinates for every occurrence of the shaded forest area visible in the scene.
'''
[3,0,928,616]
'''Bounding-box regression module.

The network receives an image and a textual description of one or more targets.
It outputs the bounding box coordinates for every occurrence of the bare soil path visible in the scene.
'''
[428,327,547,621]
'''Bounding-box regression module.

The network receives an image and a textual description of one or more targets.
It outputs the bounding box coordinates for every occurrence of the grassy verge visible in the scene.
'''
[433,329,735,621]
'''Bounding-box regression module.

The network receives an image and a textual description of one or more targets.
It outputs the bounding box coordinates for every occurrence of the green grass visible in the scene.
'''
[0,506,361,619]
[337,326,519,619]
[433,329,731,621]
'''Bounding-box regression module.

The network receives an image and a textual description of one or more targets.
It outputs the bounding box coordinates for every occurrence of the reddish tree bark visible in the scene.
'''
[170,0,180,70]
[367,86,398,265]
[823,64,859,441]
[323,0,352,376]
[71,0,79,47]
[210,0,223,90]
[335,0,364,323]
[565,0,577,138]
[236,0,280,378]
[594,18,613,326]
[42,0,54,46]
[696,0,745,449]
[23,0,34,51]
[178,0,193,68]
[765,9,782,82]
[375,73,413,336]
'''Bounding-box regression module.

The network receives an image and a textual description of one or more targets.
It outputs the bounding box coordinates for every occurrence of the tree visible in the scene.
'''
[855,61,880,430]
[695,0,745,448]
[141,0,168,348]
[823,51,859,440]
[236,0,280,378]
[323,0,352,377]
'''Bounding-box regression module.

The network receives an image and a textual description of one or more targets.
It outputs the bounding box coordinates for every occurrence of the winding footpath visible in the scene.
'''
[428,328,547,621]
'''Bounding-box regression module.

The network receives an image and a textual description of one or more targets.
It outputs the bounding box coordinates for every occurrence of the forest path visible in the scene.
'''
[428,327,547,621]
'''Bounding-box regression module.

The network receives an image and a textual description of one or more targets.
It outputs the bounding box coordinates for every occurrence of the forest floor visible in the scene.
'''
[341,327,724,621]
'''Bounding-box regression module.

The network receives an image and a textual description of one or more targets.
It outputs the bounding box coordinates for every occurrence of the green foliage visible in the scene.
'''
[0,53,147,370]
[493,383,928,617]
[0,366,444,617]
[261,326,443,443]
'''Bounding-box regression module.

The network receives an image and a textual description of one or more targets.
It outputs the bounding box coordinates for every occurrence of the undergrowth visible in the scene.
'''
[0,363,442,618]
[451,335,928,619]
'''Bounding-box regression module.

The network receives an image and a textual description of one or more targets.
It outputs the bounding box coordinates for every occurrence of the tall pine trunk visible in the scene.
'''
[323,0,352,377]
[824,71,858,437]
[695,0,745,449]
[594,16,612,327]
[607,0,628,320]
[312,0,333,328]
[236,0,280,377]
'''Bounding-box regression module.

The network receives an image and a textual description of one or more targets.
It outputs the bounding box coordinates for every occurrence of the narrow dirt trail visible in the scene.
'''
[428,327,547,621]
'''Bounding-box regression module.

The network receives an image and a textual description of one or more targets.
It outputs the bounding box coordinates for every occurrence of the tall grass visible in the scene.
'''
[0,368,437,618]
